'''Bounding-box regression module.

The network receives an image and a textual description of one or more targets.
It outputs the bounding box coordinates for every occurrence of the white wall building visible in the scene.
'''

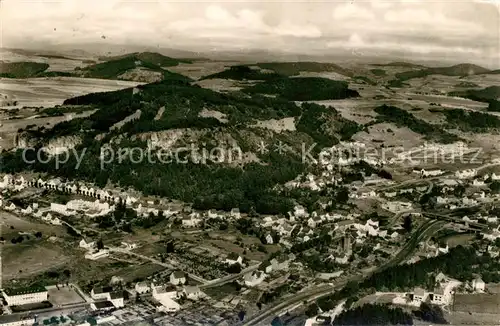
[2,287,48,306]
[170,271,186,285]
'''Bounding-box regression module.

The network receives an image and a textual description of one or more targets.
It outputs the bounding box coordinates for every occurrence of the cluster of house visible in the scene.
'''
[90,286,124,311]
[181,208,241,227]
[243,253,296,287]
[393,273,484,308]
[134,271,204,312]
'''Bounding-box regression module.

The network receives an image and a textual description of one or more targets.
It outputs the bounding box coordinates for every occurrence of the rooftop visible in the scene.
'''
[93,300,115,309]
[172,271,186,278]
[3,285,47,296]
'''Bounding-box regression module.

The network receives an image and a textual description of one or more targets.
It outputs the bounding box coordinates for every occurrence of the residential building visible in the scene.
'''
[2,286,48,306]
[270,254,294,271]
[472,278,485,292]
[412,287,427,304]
[79,239,95,250]
[135,282,150,294]
[91,286,113,301]
[85,249,109,260]
[0,314,35,326]
[230,208,241,219]
[429,288,446,305]
[109,292,124,308]
[182,286,203,301]
[456,169,477,179]
[121,242,137,250]
[170,271,186,285]
[244,271,266,287]
[225,253,243,266]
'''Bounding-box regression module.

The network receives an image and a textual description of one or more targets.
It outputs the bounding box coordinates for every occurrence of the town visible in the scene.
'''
[2,138,500,325]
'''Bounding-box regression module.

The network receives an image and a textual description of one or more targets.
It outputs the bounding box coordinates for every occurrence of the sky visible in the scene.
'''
[1,0,499,66]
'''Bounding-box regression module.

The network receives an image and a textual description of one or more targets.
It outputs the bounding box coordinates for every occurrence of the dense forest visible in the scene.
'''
[243,77,360,101]
[442,108,500,132]
[1,76,365,214]
[200,65,284,81]
[332,304,413,325]
[0,62,50,78]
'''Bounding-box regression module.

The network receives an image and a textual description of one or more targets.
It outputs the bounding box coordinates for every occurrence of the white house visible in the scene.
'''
[50,203,73,216]
[85,249,109,260]
[472,278,485,292]
[491,173,500,181]
[293,205,307,218]
[109,292,124,308]
[2,287,48,306]
[121,242,137,250]
[182,286,203,301]
[170,271,186,285]
[429,288,447,305]
[230,208,241,219]
[244,271,266,287]
[472,179,486,187]
[152,283,178,300]
[135,282,150,294]
[182,213,202,227]
[456,169,477,179]
[411,287,428,305]
[225,253,243,266]
[79,239,95,250]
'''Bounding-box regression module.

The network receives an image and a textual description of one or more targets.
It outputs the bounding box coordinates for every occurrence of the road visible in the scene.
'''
[241,219,445,326]
[422,212,489,230]
[199,264,261,289]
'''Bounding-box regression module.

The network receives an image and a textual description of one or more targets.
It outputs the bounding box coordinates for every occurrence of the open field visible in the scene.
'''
[453,293,500,314]
[168,60,239,80]
[0,49,89,72]
[47,286,86,306]
[0,77,143,108]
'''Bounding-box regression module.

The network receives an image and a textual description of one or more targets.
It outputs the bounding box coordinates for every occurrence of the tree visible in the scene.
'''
[63,269,71,278]
[227,263,242,274]
[403,215,413,233]
[96,238,104,250]
[35,231,43,238]
[166,241,175,253]
[238,311,246,321]
[336,187,349,204]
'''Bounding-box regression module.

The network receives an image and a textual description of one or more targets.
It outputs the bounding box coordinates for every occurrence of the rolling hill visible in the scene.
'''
[0,61,49,78]
[200,65,284,81]
[2,77,363,214]
[255,62,354,77]
[395,64,491,82]
[78,53,192,82]
[243,77,360,101]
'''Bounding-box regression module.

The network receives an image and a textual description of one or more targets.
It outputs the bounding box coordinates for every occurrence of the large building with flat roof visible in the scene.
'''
[2,286,48,306]
[0,314,35,326]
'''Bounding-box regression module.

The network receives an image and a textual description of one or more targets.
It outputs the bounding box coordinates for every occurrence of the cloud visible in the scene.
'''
[333,4,375,20]
[1,0,498,66]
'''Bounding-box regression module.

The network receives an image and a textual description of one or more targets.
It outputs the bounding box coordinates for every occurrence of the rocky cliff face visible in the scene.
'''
[16,134,82,154]
[44,136,82,155]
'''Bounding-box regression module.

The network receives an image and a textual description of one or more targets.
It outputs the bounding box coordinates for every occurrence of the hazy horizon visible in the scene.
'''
[2,0,499,68]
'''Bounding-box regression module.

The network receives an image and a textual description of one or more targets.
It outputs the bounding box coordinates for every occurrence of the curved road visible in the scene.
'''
[241,219,445,326]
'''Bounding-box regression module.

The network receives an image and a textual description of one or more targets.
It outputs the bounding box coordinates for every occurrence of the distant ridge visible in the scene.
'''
[372,61,427,69]
[256,62,354,77]
[395,63,491,82]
